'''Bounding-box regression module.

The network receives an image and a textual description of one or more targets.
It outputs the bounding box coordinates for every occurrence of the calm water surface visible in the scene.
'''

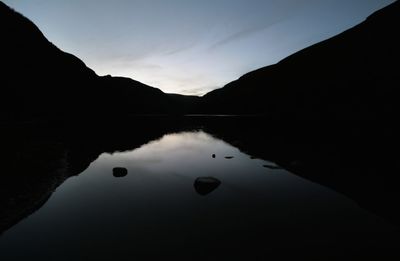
[0,131,397,259]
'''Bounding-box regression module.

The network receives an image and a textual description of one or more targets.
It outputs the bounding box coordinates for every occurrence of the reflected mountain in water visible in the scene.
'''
[0,118,193,234]
[0,117,399,259]
[1,117,399,260]
[202,117,400,225]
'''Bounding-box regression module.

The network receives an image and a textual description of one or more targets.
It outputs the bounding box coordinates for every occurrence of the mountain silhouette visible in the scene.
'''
[0,1,197,121]
[202,1,399,120]
[2,1,399,120]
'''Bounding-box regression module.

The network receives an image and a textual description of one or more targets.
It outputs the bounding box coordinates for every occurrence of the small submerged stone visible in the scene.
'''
[113,167,128,178]
[263,164,282,170]
[224,156,234,159]
[194,177,221,196]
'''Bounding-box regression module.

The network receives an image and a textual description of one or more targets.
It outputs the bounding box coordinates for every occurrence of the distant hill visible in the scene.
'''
[2,1,399,121]
[0,1,190,121]
[202,1,399,120]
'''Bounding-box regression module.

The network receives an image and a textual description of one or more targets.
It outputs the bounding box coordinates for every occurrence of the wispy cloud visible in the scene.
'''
[162,42,197,56]
[208,17,287,51]
[209,26,265,50]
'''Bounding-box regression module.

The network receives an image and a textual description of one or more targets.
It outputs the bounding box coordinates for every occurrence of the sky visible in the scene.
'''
[4,0,395,95]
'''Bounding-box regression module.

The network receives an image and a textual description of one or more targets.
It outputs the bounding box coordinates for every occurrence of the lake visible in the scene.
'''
[0,122,399,259]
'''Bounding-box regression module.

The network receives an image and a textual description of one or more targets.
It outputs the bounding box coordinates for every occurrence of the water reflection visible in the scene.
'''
[1,129,398,259]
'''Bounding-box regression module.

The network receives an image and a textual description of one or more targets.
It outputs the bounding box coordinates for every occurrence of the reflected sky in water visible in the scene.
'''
[0,131,397,259]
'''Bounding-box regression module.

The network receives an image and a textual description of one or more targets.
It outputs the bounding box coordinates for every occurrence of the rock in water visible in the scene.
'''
[263,164,282,170]
[225,156,234,159]
[212,154,216,158]
[194,177,221,196]
[113,167,128,178]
